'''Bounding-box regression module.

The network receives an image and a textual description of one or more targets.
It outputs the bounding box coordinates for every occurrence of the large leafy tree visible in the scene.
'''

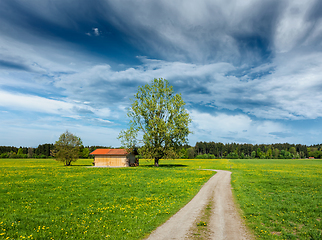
[118,78,191,166]
[54,131,82,166]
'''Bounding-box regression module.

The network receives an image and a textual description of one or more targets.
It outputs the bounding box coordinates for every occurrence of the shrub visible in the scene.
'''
[195,154,216,159]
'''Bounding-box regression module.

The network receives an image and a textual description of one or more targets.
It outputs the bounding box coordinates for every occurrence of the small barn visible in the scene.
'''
[90,149,137,167]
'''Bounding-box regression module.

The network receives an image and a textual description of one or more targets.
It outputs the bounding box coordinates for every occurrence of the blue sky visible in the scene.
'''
[1,0,322,147]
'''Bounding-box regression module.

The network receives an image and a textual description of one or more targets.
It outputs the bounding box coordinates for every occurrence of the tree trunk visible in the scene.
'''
[154,157,159,167]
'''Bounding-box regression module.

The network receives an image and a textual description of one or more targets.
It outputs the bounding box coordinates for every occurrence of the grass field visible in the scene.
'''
[0,159,214,239]
[1,158,321,239]
[230,159,322,240]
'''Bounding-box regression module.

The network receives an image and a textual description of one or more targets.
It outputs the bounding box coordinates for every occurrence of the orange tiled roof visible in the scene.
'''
[90,149,128,156]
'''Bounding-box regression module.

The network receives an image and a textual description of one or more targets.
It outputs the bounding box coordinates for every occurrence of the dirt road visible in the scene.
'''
[145,170,254,240]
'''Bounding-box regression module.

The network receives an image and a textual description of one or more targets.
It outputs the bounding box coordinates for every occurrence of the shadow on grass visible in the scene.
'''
[141,164,188,168]
[69,164,93,167]
[67,164,188,168]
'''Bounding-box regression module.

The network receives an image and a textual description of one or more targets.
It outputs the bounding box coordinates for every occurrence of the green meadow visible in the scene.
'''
[0,158,321,239]
[0,159,214,240]
[230,159,322,239]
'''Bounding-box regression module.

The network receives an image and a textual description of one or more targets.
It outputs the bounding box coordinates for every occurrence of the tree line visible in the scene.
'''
[0,144,111,159]
[1,142,322,159]
[180,142,322,159]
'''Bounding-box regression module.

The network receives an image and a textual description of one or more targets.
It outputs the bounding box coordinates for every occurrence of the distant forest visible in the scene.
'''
[1,142,322,159]
[0,144,108,159]
[184,142,322,159]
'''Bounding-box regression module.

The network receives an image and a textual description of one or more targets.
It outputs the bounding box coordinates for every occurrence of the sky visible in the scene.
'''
[1,0,322,147]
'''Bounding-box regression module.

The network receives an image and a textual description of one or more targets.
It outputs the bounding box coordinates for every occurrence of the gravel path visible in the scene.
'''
[145,170,254,240]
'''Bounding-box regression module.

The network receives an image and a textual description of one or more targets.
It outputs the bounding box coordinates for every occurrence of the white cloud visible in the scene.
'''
[96,118,112,124]
[55,59,235,105]
[0,36,78,74]
[0,90,74,114]
[189,110,287,144]
[92,28,100,36]
[55,51,322,121]
[101,0,283,63]
[274,0,316,53]
[0,90,114,125]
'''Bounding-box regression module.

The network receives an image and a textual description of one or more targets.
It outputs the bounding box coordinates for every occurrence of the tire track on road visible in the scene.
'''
[145,170,254,240]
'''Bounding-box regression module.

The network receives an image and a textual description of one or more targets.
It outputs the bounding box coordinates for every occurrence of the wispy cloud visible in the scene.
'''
[189,110,288,144]
[55,54,322,121]
[0,90,114,126]
[1,0,322,146]
[0,90,73,115]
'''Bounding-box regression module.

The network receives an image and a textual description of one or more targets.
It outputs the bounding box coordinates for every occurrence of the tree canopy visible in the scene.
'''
[54,131,82,166]
[118,78,191,166]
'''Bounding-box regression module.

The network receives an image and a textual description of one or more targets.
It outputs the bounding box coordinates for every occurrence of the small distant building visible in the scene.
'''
[90,149,137,167]
[309,157,315,159]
